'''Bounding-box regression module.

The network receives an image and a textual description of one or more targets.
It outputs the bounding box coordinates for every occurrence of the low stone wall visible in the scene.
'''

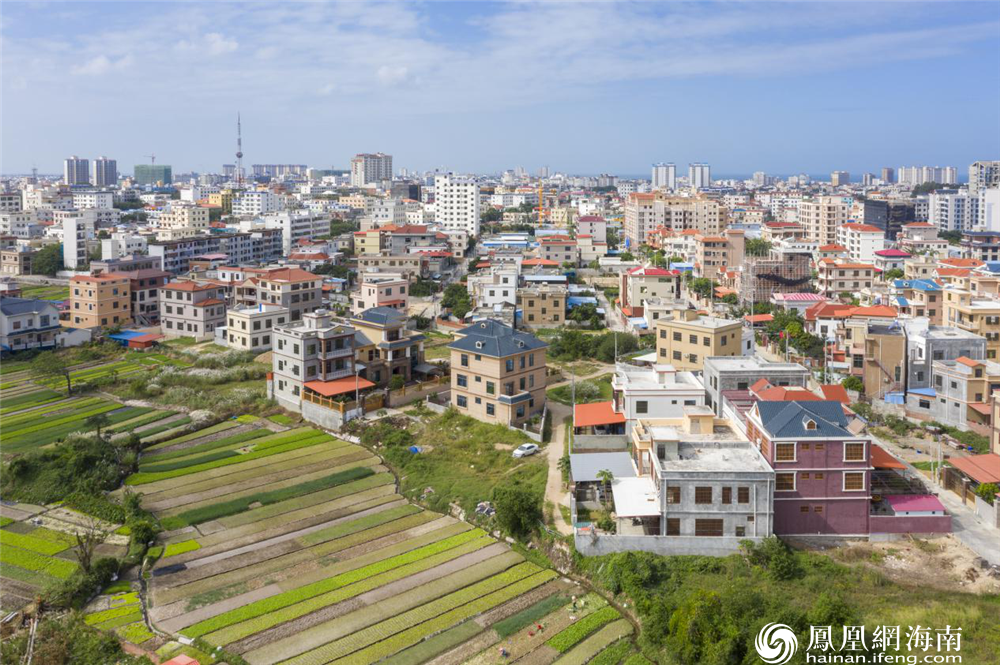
[302,400,360,431]
[573,434,628,452]
[424,396,450,414]
[869,514,952,535]
[387,381,449,408]
[574,531,759,557]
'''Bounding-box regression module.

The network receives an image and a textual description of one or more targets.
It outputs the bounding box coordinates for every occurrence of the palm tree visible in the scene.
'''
[85,413,111,440]
[596,469,614,507]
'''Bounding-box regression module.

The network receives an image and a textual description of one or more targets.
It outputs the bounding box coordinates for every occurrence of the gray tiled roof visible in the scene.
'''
[448,319,547,358]
[355,306,406,327]
[0,297,57,316]
[755,400,851,439]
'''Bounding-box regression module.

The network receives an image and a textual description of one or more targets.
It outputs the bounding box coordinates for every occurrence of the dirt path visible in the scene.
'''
[545,401,573,536]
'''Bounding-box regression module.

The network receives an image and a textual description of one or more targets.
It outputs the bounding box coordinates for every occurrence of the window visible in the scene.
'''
[738,487,749,504]
[814,443,824,451]
[689,334,697,344]
[666,486,680,504]
[666,518,680,536]
[694,519,723,537]
[843,472,865,491]
[461,354,469,367]
[703,336,710,347]
[844,442,865,462]
[775,443,796,462]
[505,359,515,372]
[486,381,495,395]
[775,472,796,491]
[919,399,931,409]
[456,395,468,408]
[720,487,732,504]
[457,374,468,388]
[735,526,745,537]
[694,487,712,504]
[673,331,682,341]
[486,403,495,416]
[672,351,681,360]
[800,505,810,513]
[801,472,809,479]
[636,401,648,414]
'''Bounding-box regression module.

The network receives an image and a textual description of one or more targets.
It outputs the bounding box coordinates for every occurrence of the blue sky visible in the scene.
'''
[3,1,999,177]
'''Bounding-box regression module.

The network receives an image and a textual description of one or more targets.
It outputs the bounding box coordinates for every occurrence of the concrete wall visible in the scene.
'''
[302,399,360,431]
[387,381,448,408]
[974,495,999,528]
[575,531,760,557]
[573,434,629,452]
[869,514,952,534]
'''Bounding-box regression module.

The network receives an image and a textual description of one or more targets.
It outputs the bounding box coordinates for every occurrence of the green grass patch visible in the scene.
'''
[126,432,332,485]
[139,449,240,474]
[547,606,620,652]
[380,620,483,665]
[0,529,72,555]
[24,527,76,548]
[103,579,133,594]
[268,414,294,425]
[547,374,613,406]
[107,409,177,434]
[85,604,141,626]
[139,417,193,441]
[494,593,570,638]
[589,640,633,665]
[235,414,258,423]
[0,517,13,528]
[0,561,59,587]
[117,621,155,644]
[623,653,654,665]
[159,465,376,530]
[185,529,487,639]
[162,539,201,558]
[92,611,143,630]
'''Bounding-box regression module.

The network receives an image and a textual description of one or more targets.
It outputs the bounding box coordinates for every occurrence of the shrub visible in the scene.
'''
[492,482,541,538]
[975,482,998,505]
[841,376,864,393]
[44,556,118,609]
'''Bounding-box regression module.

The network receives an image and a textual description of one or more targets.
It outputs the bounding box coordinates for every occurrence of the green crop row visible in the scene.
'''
[162,464,376,530]
[85,603,141,625]
[299,570,557,665]
[139,417,193,441]
[1,398,114,436]
[623,652,654,665]
[299,504,421,546]
[282,562,543,665]
[163,539,202,558]
[494,592,569,638]
[186,529,486,638]
[117,622,155,644]
[378,620,483,665]
[0,529,71,556]
[1,396,102,428]
[108,409,177,434]
[0,561,58,587]
[0,546,77,579]
[547,606,620,653]
[109,591,140,606]
[27,528,78,547]
[0,517,13,527]
[588,640,633,665]
[126,434,332,485]
[92,611,143,631]
[141,429,268,463]
[0,388,62,415]
[143,421,241,450]
[140,449,239,474]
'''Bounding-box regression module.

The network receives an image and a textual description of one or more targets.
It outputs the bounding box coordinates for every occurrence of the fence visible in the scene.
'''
[387,374,450,408]
[574,531,760,557]
[303,390,385,414]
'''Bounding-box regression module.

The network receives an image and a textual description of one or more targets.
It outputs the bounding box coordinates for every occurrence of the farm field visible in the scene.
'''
[18,283,70,301]
[0,502,126,612]
[134,424,603,665]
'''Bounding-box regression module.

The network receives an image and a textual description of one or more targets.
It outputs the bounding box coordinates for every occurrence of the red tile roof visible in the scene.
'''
[955,356,983,368]
[841,223,885,233]
[574,401,626,428]
[162,281,216,292]
[871,444,906,470]
[947,453,1000,484]
[744,314,774,324]
[819,384,851,404]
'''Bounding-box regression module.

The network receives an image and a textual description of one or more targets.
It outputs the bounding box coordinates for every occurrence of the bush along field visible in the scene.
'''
[121,421,589,665]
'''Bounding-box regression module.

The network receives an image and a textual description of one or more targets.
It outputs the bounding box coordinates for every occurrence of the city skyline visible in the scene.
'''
[3,1,999,174]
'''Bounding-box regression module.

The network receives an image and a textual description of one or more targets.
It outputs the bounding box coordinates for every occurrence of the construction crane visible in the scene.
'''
[145,154,156,165]
[535,180,547,226]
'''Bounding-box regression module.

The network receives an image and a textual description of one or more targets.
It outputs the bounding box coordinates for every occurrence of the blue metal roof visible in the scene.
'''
[908,387,936,397]
[109,331,146,340]
[896,296,909,307]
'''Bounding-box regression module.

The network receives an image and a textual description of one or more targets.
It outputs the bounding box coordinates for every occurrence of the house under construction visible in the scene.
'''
[739,246,813,306]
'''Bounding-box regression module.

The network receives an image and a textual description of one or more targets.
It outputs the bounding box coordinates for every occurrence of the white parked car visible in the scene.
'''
[512,443,539,458]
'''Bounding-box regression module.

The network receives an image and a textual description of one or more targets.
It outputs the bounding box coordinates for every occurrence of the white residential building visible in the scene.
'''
[467,265,519,308]
[259,211,331,254]
[221,303,289,352]
[897,166,958,187]
[928,190,978,232]
[72,192,114,210]
[610,363,707,431]
[232,190,282,217]
[0,211,40,239]
[969,161,1000,194]
[836,223,887,263]
[434,175,480,236]
[101,233,148,261]
[62,215,92,269]
[688,163,711,189]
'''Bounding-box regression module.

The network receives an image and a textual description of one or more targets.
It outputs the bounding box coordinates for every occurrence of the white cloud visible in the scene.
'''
[205,32,238,55]
[317,82,336,96]
[71,54,132,76]
[377,65,409,86]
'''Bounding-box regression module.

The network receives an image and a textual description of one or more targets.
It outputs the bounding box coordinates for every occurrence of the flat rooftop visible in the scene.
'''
[704,356,807,372]
[613,363,703,389]
[662,441,770,473]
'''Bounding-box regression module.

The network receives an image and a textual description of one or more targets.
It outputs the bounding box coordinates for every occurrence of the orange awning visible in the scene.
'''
[574,401,626,428]
[305,377,376,397]
[871,444,906,470]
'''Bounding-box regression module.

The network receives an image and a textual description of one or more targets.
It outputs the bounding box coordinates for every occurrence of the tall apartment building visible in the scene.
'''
[257,211,330,254]
[830,171,851,187]
[159,204,210,232]
[64,156,89,185]
[969,161,1000,194]
[623,193,723,246]
[62,214,92,270]
[350,153,393,187]
[897,165,957,187]
[134,164,173,186]
[449,320,547,426]
[232,190,282,217]
[694,230,745,279]
[434,175,480,236]
[881,167,895,183]
[688,163,711,189]
[652,163,676,190]
[928,190,977,232]
[108,268,170,325]
[815,259,875,298]
[655,311,743,371]
[159,281,227,339]
[91,156,117,186]
[798,196,850,245]
[68,274,131,329]
[271,309,358,413]
[836,223,887,263]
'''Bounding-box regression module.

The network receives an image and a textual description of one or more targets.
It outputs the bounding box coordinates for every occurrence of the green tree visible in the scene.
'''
[688,277,717,299]
[85,413,111,439]
[596,469,614,507]
[32,352,72,393]
[618,251,635,262]
[33,243,64,276]
[974,482,998,505]
[492,482,540,538]
[389,375,406,391]
[841,376,864,393]
[745,238,772,257]
[441,283,472,319]
[883,268,904,281]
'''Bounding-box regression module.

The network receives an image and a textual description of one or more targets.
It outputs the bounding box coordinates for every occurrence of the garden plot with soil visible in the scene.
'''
[129,424,602,665]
